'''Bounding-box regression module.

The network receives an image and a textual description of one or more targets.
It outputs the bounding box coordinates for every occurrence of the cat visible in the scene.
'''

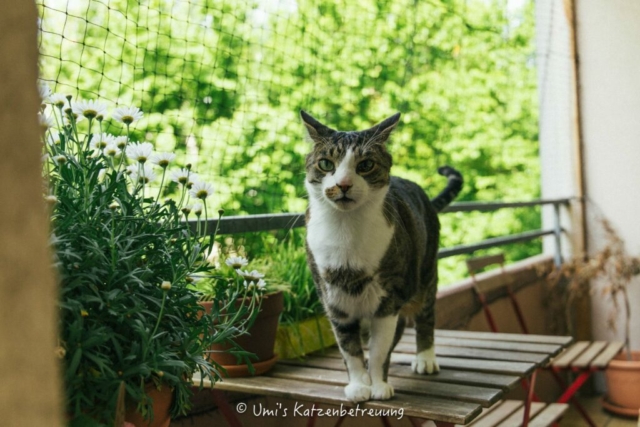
[301,110,463,402]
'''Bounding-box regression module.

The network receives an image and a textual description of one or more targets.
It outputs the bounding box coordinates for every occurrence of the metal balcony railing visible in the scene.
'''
[190,198,572,265]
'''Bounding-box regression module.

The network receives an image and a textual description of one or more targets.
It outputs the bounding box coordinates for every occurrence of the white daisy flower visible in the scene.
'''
[72,99,108,120]
[225,256,249,269]
[170,168,192,186]
[129,164,157,184]
[103,142,121,157]
[46,134,60,146]
[113,136,128,150]
[256,279,267,290]
[112,106,143,125]
[38,82,52,100]
[89,133,115,151]
[53,154,67,165]
[125,164,137,175]
[189,180,214,200]
[48,93,67,108]
[150,152,176,168]
[38,113,54,129]
[192,202,203,216]
[125,142,154,163]
[236,269,265,282]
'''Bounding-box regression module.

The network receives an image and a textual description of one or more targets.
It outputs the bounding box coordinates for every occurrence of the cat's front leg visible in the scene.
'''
[332,319,371,402]
[368,315,399,400]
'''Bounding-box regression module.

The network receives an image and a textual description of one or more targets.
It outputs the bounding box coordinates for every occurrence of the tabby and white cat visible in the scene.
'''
[301,111,463,402]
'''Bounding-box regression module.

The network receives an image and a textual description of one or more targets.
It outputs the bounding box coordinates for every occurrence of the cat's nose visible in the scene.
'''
[338,184,352,194]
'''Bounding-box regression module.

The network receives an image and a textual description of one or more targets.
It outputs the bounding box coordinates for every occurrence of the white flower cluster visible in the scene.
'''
[39,82,216,209]
[224,257,267,293]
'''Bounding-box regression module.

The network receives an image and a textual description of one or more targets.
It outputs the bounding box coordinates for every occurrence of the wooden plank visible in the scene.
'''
[400,335,564,356]
[389,353,536,376]
[529,403,569,427]
[591,341,624,368]
[197,374,482,424]
[466,254,506,274]
[319,348,535,375]
[467,400,523,427]
[551,341,590,368]
[391,342,549,365]
[571,341,608,368]
[269,364,503,407]
[495,402,546,427]
[281,357,520,390]
[427,329,574,346]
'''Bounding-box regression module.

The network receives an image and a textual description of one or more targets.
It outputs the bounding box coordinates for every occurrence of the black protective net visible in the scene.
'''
[38,0,541,283]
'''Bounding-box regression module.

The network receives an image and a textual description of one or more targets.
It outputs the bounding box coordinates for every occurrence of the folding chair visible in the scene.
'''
[466,253,603,427]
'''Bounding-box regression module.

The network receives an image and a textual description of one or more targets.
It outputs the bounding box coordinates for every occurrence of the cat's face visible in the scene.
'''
[301,111,400,212]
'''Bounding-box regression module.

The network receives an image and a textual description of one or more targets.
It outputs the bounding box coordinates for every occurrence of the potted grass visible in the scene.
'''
[40,84,255,426]
[196,255,284,377]
[547,217,640,416]
[249,233,336,359]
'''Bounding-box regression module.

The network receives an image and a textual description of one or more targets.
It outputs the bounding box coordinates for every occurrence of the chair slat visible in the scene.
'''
[552,341,590,368]
[529,403,569,427]
[590,341,625,368]
[495,402,546,427]
[571,341,608,368]
[467,400,522,427]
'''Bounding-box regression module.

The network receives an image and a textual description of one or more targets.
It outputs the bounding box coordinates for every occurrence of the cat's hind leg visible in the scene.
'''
[331,319,371,402]
[368,315,399,400]
[412,287,440,375]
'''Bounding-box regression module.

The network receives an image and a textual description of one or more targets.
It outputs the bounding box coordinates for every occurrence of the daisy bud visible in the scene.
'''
[161,281,172,291]
[218,209,225,216]
[54,346,66,359]
[81,310,89,317]
[44,195,58,205]
[109,202,119,210]
[53,155,67,165]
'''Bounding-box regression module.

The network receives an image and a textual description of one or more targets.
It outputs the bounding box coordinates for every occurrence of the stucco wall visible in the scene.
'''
[539,0,640,350]
[575,0,640,350]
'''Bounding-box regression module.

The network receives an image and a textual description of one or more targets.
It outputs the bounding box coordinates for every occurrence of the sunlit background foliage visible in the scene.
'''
[38,0,539,285]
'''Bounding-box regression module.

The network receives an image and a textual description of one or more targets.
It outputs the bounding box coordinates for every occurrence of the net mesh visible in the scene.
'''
[38,0,542,283]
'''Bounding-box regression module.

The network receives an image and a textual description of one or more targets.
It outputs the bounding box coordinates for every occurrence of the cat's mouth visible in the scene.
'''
[334,196,356,205]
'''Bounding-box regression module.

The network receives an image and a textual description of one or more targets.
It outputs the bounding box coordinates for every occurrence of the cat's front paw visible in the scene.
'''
[412,346,440,374]
[370,382,394,400]
[344,382,371,402]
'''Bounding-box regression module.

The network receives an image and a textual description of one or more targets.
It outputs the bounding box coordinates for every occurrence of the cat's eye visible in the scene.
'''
[357,159,375,174]
[318,159,335,172]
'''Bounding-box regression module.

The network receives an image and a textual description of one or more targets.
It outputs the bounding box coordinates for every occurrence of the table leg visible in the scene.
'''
[211,389,244,427]
[550,369,597,427]
[522,369,538,427]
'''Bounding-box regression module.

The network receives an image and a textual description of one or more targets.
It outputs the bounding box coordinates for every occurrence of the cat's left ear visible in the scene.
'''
[363,112,401,144]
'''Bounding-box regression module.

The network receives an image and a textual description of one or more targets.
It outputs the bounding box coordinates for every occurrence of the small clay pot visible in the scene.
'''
[125,383,173,427]
[200,291,284,377]
[603,350,640,417]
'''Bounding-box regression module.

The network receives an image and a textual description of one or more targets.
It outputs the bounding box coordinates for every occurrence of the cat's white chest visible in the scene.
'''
[307,203,394,319]
[306,204,394,274]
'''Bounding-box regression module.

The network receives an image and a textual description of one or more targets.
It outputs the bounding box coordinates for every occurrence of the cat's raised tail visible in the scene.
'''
[431,166,463,212]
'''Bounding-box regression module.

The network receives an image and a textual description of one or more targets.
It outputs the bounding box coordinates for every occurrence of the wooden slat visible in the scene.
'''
[199,375,481,424]
[590,341,625,368]
[571,341,608,368]
[400,335,564,356]
[495,402,546,427]
[466,254,506,274]
[467,400,523,427]
[430,329,574,346]
[389,353,536,376]
[529,403,569,427]
[281,357,521,390]
[551,341,590,368]
[269,364,503,407]
[392,342,549,365]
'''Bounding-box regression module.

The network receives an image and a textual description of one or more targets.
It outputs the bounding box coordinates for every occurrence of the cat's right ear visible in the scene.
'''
[300,110,335,144]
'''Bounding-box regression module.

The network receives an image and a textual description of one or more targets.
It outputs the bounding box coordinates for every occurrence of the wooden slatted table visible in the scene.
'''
[198,329,574,427]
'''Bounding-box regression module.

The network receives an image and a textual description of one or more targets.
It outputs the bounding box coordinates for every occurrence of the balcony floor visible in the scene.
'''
[559,396,637,426]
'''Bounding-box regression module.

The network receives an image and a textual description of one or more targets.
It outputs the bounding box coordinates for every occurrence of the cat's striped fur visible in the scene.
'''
[302,110,463,402]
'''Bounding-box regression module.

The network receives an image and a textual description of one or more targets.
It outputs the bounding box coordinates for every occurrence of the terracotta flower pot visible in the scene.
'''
[125,383,173,427]
[200,291,284,377]
[603,350,640,417]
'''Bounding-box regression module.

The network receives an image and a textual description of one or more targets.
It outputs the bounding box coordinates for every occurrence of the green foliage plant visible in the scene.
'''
[40,84,257,426]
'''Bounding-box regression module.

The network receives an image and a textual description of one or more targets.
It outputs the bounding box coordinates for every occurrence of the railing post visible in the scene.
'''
[553,202,563,266]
